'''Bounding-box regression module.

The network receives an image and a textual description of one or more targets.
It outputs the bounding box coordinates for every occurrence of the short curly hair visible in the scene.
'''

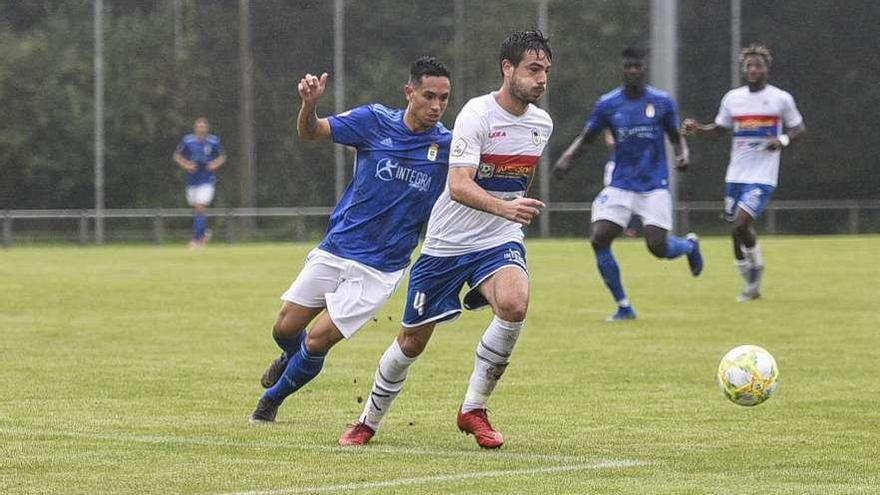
[739,43,772,67]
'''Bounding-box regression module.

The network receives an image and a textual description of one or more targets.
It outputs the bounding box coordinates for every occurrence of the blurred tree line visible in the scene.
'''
[1,0,877,213]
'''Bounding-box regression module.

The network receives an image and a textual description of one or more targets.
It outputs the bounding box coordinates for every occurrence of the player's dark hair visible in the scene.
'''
[498,30,552,75]
[621,47,647,61]
[409,56,450,87]
[739,43,772,68]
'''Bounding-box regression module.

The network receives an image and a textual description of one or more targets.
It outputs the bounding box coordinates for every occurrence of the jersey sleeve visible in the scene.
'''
[782,92,804,129]
[175,139,188,157]
[328,105,375,147]
[449,106,483,168]
[584,99,609,135]
[213,138,225,156]
[714,93,733,128]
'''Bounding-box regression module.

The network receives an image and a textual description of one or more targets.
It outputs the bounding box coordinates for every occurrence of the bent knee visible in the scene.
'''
[494,300,528,322]
[646,241,666,258]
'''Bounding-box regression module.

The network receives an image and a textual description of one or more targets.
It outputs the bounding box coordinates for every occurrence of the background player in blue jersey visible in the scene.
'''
[173,117,225,248]
[553,47,703,321]
[249,57,453,425]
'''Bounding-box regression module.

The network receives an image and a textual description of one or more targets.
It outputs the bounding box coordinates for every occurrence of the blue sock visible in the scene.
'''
[273,329,306,358]
[595,247,627,303]
[264,340,326,403]
[664,236,694,259]
[193,213,206,240]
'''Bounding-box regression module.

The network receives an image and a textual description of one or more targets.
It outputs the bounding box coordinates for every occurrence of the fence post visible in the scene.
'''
[225,209,236,244]
[152,211,164,245]
[79,211,89,245]
[2,212,11,248]
[848,205,859,234]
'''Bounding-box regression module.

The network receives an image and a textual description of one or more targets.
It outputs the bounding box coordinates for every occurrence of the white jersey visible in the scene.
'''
[421,93,553,257]
[714,84,803,186]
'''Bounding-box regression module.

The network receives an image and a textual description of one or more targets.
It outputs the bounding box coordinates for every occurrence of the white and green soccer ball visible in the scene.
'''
[716,345,779,406]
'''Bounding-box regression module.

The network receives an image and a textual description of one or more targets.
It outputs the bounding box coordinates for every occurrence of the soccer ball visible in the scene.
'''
[716,345,779,406]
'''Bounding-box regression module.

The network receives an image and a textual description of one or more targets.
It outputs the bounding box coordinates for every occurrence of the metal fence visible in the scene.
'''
[3,200,879,247]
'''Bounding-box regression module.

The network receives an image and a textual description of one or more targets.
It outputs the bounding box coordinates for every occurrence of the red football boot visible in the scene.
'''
[456,407,504,449]
[338,422,376,446]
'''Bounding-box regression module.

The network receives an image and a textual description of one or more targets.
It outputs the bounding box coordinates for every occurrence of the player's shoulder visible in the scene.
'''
[206,134,222,144]
[182,133,198,143]
[645,85,671,99]
[765,84,796,101]
[364,103,403,122]
[460,93,495,116]
[526,104,553,128]
[597,87,624,104]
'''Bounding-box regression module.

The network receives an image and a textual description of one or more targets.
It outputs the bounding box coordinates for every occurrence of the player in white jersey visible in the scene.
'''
[684,44,805,301]
[339,31,553,449]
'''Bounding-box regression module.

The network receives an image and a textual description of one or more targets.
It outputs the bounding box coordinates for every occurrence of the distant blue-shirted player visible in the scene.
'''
[173,117,225,247]
[554,47,703,321]
[249,57,453,424]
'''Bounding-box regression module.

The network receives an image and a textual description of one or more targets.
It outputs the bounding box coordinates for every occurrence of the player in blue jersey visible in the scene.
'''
[249,56,453,425]
[553,47,703,321]
[173,117,225,248]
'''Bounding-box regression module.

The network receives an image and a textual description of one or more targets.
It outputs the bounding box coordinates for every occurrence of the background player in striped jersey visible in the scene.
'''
[553,47,703,321]
[340,31,552,449]
[249,57,453,424]
[683,44,804,301]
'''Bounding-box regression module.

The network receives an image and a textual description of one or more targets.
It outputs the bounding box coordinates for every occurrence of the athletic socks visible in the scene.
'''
[359,340,417,431]
[735,259,752,282]
[193,212,207,240]
[263,340,326,403]
[742,243,765,288]
[664,236,694,259]
[595,247,628,305]
[273,328,306,358]
[462,317,523,413]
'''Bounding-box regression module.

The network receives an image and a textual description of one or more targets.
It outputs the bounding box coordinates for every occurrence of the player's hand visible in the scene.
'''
[552,155,573,179]
[675,153,690,171]
[500,197,546,225]
[681,118,699,136]
[765,138,783,150]
[298,73,329,104]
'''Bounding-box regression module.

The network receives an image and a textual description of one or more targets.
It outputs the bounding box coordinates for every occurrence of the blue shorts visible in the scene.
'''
[402,242,528,327]
[724,183,776,221]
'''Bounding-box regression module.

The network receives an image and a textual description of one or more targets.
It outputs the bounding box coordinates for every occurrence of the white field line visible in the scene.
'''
[0,426,638,465]
[213,461,645,495]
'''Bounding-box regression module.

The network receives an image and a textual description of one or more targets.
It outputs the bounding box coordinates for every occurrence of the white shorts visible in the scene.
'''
[280,248,406,339]
[591,186,673,230]
[186,184,215,206]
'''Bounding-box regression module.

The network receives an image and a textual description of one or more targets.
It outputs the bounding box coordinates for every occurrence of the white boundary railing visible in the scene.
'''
[2,201,879,247]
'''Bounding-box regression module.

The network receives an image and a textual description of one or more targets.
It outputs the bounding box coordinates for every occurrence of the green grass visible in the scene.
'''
[2,236,879,494]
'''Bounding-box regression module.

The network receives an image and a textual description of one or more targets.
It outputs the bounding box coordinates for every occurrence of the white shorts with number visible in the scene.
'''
[186,184,215,206]
[591,186,673,230]
[280,248,406,339]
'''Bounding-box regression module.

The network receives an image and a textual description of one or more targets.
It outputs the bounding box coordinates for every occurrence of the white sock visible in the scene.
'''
[742,244,765,289]
[359,340,416,431]
[735,259,752,282]
[461,317,523,413]
[742,243,764,269]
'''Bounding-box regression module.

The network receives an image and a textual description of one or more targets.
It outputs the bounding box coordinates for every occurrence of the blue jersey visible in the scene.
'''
[585,86,680,192]
[176,134,224,186]
[319,104,451,272]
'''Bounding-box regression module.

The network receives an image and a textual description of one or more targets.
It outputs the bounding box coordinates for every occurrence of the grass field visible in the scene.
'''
[2,236,879,494]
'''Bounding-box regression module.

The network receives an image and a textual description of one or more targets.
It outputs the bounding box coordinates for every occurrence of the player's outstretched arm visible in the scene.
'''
[666,129,690,171]
[448,167,545,225]
[552,128,599,179]
[681,118,725,138]
[297,72,332,140]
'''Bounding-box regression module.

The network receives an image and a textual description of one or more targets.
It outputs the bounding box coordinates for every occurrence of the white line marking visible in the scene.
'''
[0,426,602,464]
[214,461,645,495]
